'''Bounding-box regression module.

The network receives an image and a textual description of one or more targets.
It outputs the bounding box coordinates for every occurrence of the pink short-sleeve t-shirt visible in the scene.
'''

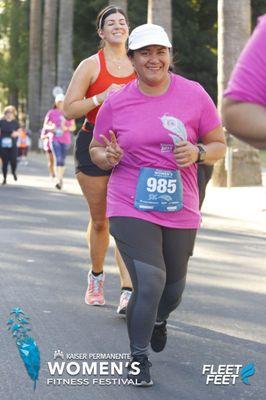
[46,109,73,145]
[93,73,221,229]
[224,14,266,106]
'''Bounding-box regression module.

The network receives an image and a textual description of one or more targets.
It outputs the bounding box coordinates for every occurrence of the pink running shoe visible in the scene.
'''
[85,271,105,306]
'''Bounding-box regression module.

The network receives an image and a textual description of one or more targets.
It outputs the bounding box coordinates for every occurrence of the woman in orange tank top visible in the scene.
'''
[64,6,135,313]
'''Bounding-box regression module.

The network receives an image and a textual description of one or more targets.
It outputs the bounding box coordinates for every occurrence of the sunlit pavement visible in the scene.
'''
[1,152,265,400]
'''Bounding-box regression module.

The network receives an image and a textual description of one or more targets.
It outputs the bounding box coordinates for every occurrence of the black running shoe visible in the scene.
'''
[127,355,153,387]
[150,320,167,352]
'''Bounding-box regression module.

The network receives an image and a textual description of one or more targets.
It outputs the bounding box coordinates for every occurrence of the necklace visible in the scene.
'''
[109,58,128,70]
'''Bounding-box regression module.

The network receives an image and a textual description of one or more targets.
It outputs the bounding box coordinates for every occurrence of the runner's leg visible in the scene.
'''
[115,247,132,288]
[10,146,18,178]
[110,216,166,356]
[1,149,8,182]
[76,172,109,273]
[157,228,197,321]
[46,151,55,177]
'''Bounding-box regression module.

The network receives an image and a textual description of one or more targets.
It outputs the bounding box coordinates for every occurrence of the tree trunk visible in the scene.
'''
[57,0,74,93]
[9,0,21,110]
[109,0,127,12]
[214,0,262,186]
[28,0,42,149]
[40,0,58,122]
[147,0,172,43]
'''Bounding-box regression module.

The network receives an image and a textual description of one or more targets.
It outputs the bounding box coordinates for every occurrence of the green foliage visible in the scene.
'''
[1,0,266,110]
[73,0,148,67]
[252,0,266,25]
[73,0,107,67]
[172,0,217,102]
[0,0,29,107]
[128,0,148,30]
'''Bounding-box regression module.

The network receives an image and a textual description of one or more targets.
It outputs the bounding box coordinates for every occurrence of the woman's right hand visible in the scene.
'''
[97,83,125,104]
[100,130,124,167]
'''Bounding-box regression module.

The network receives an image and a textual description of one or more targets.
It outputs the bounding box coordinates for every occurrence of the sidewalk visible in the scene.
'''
[13,152,266,236]
[201,173,266,236]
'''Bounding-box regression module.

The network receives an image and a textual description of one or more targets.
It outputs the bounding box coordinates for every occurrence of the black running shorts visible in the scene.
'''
[74,121,112,177]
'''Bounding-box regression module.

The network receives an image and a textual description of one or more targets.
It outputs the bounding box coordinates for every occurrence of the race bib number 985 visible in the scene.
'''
[134,168,183,212]
[147,177,177,194]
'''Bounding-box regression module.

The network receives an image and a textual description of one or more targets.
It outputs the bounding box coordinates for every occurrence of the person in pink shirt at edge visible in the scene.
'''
[40,122,55,179]
[223,14,266,149]
[90,24,226,387]
[41,93,76,189]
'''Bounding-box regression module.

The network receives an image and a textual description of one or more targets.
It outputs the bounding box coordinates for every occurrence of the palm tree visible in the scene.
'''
[28,0,42,148]
[147,0,172,42]
[213,0,262,186]
[57,0,74,93]
[40,0,58,121]
[8,0,20,109]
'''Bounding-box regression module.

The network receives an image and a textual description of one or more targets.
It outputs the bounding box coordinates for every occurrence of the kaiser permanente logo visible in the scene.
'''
[46,351,140,386]
[202,363,255,385]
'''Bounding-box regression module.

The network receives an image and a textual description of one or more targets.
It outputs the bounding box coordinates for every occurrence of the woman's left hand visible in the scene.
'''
[173,141,198,168]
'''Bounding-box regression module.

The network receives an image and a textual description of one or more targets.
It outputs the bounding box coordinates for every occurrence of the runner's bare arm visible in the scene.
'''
[173,125,226,168]
[63,57,99,119]
[222,98,266,149]
[200,125,226,165]
[63,57,125,120]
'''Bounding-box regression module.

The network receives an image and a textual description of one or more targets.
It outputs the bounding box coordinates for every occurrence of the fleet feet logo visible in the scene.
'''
[202,363,255,385]
[240,363,255,385]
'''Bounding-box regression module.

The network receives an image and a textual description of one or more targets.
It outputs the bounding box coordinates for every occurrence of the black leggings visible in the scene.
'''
[110,217,197,356]
[1,147,18,179]
[197,164,213,209]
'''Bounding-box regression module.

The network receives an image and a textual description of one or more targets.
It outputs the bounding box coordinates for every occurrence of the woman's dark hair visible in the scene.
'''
[127,49,134,58]
[96,5,128,30]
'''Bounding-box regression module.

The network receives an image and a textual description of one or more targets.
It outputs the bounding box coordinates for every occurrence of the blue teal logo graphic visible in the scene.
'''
[240,363,255,385]
[7,307,40,390]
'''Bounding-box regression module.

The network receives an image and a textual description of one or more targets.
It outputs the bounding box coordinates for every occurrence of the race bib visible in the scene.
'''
[1,137,12,148]
[134,167,183,212]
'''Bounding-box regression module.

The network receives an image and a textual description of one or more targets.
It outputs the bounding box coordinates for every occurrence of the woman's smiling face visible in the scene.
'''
[99,12,129,45]
[131,45,170,87]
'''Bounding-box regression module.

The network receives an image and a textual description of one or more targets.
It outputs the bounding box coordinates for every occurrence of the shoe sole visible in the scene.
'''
[150,344,166,352]
[116,307,126,317]
[85,297,105,306]
[117,313,126,319]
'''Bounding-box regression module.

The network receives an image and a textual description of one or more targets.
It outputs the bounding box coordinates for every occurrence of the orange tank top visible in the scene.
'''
[84,49,136,125]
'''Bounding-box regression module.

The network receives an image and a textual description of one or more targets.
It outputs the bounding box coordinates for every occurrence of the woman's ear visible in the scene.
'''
[97,29,104,40]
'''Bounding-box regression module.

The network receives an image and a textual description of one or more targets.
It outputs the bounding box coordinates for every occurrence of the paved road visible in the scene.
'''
[1,153,266,400]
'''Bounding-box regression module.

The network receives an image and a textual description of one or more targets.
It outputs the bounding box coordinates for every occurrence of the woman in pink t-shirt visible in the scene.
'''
[41,94,76,189]
[223,15,266,149]
[90,24,226,387]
